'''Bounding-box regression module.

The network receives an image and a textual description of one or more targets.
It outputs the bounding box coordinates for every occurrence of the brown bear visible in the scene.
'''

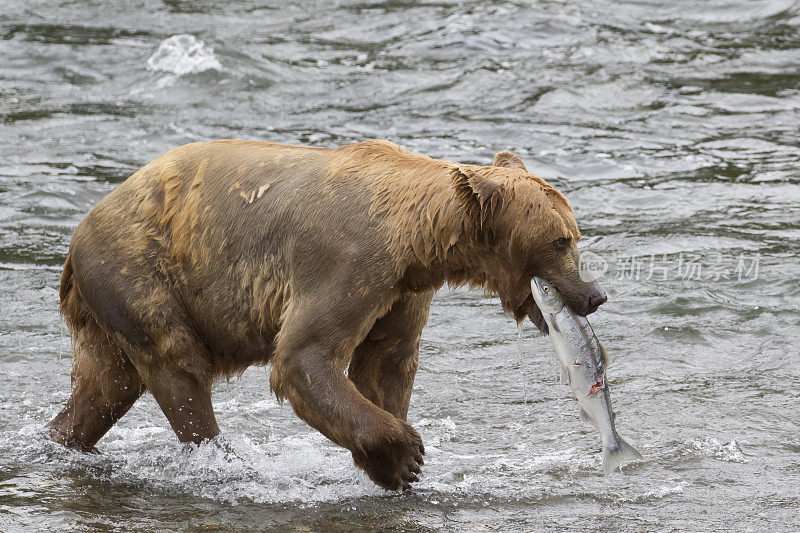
[46,140,606,490]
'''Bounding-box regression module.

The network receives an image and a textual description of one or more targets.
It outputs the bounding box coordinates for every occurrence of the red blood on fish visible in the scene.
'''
[589,372,605,395]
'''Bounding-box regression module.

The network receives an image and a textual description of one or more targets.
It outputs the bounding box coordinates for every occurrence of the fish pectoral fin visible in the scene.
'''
[559,365,570,385]
[578,405,598,427]
[599,342,611,367]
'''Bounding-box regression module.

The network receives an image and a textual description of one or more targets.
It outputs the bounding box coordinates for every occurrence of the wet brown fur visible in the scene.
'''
[47,140,603,490]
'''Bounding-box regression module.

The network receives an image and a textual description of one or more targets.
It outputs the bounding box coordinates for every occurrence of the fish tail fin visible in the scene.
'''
[602,436,643,475]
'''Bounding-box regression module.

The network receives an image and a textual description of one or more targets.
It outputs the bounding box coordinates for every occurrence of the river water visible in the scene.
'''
[1,1,799,531]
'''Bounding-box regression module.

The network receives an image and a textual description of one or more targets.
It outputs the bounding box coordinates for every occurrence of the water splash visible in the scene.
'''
[146,35,221,76]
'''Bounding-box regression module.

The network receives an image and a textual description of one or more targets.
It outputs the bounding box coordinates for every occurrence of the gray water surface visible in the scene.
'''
[1,1,800,531]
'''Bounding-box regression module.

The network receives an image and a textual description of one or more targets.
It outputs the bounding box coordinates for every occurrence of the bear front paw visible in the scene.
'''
[352,421,425,491]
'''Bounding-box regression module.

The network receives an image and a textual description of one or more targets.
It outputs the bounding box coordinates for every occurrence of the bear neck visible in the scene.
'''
[330,140,513,295]
[380,165,511,294]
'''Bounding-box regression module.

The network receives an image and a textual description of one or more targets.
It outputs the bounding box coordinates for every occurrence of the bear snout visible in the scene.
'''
[580,288,608,316]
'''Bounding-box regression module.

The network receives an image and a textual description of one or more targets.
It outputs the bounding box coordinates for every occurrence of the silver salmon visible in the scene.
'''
[530,277,642,475]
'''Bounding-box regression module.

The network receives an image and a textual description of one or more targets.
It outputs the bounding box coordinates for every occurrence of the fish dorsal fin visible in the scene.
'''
[599,342,611,367]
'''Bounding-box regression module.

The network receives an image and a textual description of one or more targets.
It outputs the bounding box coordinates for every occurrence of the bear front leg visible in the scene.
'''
[349,291,434,421]
[270,296,425,490]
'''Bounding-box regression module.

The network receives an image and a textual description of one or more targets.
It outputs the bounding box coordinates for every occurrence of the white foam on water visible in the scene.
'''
[4,419,684,511]
[416,416,457,448]
[146,35,221,76]
[616,480,690,504]
[9,416,562,505]
[4,423,386,505]
[647,482,688,498]
[108,431,387,505]
[0,263,63,271]
[687,437,746,463]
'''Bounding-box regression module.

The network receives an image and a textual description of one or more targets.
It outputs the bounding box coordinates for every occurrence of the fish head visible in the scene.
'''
[530,277,565,315]
[535,241,607,317]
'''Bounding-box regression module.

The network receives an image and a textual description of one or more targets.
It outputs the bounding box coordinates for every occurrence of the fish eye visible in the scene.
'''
[542,285,550,293]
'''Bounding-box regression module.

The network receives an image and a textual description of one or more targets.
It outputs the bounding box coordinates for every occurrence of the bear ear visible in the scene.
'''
[493,150,527,171]
[452,166,504,227]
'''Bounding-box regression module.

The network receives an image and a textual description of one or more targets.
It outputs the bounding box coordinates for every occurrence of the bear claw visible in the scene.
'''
[352,422,425,491]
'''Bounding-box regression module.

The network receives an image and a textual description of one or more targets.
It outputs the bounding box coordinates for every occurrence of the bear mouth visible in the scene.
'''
[514,294,548,334]
[528,304,548,334]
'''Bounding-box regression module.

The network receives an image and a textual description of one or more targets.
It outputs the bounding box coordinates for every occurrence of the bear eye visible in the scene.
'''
[553,236,571,251]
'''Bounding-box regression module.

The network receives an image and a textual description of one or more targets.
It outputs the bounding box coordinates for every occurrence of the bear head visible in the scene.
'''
[451,151,606,331]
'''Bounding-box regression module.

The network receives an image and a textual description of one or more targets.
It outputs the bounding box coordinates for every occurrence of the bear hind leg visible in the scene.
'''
[46,317,145,452]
